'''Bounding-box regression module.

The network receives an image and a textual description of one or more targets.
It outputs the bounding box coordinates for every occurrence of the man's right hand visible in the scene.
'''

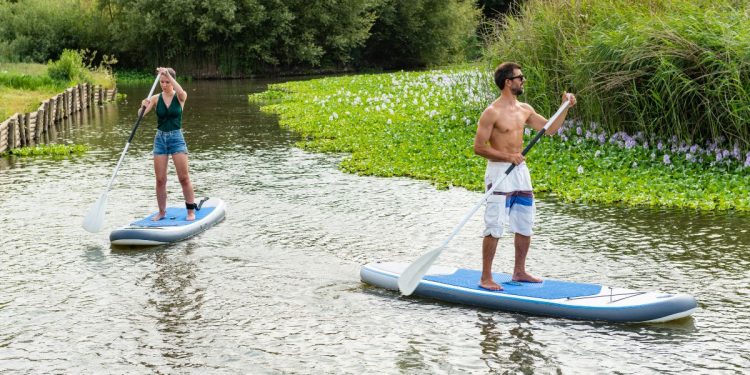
[506,152,525,165]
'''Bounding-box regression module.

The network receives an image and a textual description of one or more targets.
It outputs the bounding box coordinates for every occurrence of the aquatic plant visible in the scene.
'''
[3,144,88,157]
[251,68,749,211]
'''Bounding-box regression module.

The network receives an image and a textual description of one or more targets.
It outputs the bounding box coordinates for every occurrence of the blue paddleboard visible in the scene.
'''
[361,262,697,323]
[110,197,226,245]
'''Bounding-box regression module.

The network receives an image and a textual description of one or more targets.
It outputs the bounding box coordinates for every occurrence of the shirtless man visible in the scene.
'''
[473,62,576,291]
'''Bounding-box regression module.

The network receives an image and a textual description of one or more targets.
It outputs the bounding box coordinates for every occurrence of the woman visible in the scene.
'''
[140,67,196,221]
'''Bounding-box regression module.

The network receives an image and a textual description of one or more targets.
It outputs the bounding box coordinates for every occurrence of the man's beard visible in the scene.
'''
[511,86,524,96]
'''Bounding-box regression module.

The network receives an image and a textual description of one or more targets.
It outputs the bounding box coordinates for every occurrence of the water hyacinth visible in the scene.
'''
[251,67,750,211]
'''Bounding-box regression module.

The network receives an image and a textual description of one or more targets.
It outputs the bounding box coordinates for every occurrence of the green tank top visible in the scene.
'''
[156,93,183,132]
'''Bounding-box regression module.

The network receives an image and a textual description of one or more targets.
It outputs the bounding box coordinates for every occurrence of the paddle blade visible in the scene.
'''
[397,246,444,296]
[82,192,108,233]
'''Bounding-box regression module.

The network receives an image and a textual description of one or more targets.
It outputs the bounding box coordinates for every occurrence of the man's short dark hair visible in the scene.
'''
[494,62,521,90]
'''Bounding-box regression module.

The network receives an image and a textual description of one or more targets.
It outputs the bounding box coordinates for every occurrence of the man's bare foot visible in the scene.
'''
[478,279,503,291]
[512,272,543,283]
[186,210,195,221]
[151,211,167,221]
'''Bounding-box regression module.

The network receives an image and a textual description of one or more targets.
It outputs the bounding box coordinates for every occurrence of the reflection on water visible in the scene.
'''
[0,79,748,374]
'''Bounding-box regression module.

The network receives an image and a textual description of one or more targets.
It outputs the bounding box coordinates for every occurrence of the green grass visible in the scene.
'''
[250,68,750,211]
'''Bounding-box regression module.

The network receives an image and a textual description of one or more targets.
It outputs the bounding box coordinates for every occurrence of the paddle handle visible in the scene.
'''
[104,75,160,191]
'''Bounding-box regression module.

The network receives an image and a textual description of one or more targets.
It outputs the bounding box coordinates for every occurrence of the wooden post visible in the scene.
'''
[44,101,51,133]
[56,95,62,122]
[0,119,8,153]
[17,113,26,147]
[35,109,45,140]
[29,112,38,141]
[62,90,68,119]
[8,117,17,149]
[98,86,103,105]
[71,87,78,113]
[23,112,31,146]
[78,84,84,111]
[85,83,90,108]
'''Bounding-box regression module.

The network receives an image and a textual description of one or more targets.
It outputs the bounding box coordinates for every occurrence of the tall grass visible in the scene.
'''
[484,0,750,152]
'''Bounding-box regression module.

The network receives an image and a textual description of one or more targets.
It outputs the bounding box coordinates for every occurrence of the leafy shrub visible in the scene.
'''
[47,49,90,83]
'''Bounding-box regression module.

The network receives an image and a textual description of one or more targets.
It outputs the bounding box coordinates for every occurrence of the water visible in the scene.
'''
[1,80,748,374]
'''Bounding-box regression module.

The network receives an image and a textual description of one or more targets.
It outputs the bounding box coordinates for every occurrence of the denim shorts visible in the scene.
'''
[153,129,188,155]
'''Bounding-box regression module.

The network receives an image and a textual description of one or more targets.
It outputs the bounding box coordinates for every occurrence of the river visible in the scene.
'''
[1,79,748,374]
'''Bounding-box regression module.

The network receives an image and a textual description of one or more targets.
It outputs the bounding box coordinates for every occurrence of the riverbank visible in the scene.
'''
[250,68,750,211]
[0,62,117,154]
[0,62,114,119]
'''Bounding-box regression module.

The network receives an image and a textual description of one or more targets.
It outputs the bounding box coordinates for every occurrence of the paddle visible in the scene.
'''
[82,74,161,233]
[397,98,572,296]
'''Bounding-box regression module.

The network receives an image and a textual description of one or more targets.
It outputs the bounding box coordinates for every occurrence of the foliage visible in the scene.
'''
[250,68,750,211]
[483,0,750,153]
[47,49,91,83]
[3,143,89,157]
[361,0,481,69]
[1,0,482,76]
[0,0,100,63]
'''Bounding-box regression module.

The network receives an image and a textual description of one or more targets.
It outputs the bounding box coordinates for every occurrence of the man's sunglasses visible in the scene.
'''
[507,74,525,82]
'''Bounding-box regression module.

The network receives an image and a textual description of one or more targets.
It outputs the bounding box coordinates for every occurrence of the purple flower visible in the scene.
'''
[716,152,723,162]
[598,134,606,144]
[625,138,636,149]
[576,127,582,136]
[577,165,584,174]
[657,141,664,151]
[745,152,750,167]
[686,153,695,162]
[663,154,671,165]
[690,144,699,154]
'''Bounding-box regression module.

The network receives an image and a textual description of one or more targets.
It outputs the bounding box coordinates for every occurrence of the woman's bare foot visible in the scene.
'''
[151,210,167,221]
[478,279,503,291]
[186,209,195,221]
[512,272,543,283]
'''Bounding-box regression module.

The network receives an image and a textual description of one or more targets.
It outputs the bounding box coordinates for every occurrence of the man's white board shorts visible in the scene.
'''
[483,161,535,238]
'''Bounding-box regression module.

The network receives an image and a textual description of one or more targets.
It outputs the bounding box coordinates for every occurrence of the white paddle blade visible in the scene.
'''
[397,246,444,296]
[82,192,108,233]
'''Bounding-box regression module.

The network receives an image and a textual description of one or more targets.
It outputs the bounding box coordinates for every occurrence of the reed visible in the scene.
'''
[484,0,750,152]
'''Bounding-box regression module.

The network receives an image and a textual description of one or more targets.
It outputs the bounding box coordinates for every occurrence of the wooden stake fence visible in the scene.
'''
[0,84,117,153]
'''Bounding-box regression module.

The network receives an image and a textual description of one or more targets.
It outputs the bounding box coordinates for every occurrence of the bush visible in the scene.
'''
[47,49,90,83]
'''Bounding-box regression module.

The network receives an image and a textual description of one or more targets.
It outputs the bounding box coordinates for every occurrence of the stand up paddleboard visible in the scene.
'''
[110,197,226,245]
[361,262,697,323]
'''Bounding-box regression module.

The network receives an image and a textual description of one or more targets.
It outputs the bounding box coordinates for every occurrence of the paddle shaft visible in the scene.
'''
[103,75,161,192]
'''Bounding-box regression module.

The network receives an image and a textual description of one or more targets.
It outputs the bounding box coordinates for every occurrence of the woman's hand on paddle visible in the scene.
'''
[157,67,171,78]
[139,98,151,116]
